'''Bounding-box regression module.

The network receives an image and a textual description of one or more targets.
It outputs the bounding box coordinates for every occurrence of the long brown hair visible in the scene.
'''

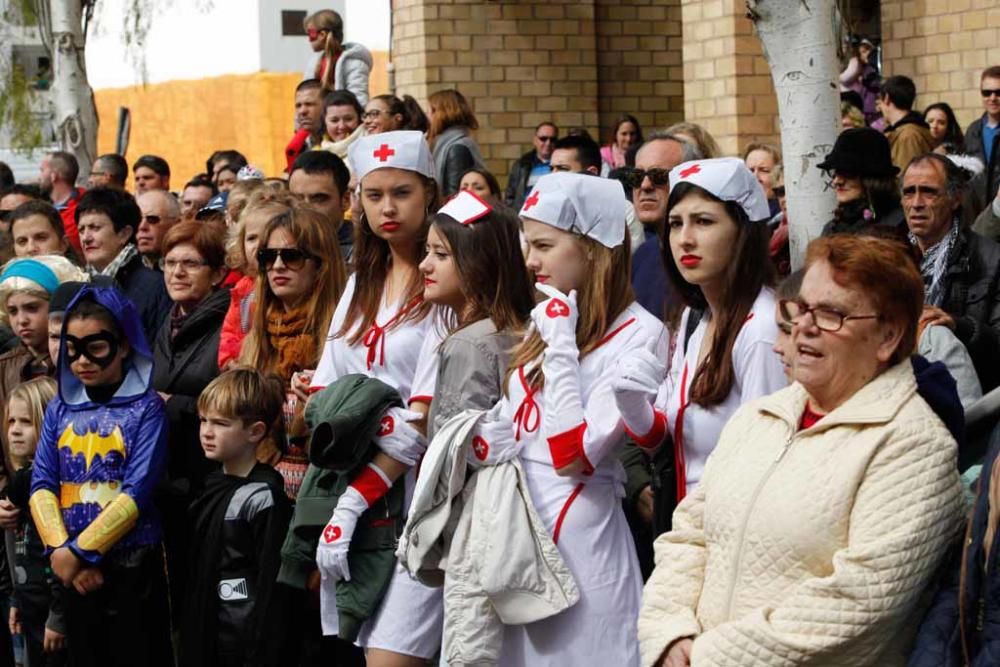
[505,232,633,392]
[337,172,438,344]
[431,205,533,334]
[240,204,346,375]
[661,182,775,407]
[427,89,479,146]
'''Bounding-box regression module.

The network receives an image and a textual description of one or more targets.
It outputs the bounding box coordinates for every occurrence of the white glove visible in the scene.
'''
[530,283,579,349]
[613,348,666,438]
[374,407,426,466]
[467,403,521,468]
[316,485,368,583]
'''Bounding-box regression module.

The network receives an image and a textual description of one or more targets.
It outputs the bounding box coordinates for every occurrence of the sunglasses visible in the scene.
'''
[306,28,327,40]
[142,214,163,225]
[620,168,672,188]
[981,89,1000,98]
[257,247,316,271]
[536,135,557,142]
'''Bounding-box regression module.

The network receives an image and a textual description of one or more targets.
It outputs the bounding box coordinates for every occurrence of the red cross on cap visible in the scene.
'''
[679,164,701,179]
[373,144,396,162]
[522,190,540,211]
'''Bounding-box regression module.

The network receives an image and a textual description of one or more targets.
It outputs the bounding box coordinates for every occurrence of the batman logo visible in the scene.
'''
[58,425,126,472]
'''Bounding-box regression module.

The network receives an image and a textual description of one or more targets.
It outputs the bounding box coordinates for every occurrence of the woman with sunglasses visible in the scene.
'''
[463,172,667,666]
[239,203,346,498]
[638,234,963,667]
[306,131,444,667]
[615,158,787,507]
[817,128,905,236]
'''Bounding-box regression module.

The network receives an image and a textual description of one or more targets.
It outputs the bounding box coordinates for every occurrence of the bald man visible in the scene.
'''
[136,189,181,268]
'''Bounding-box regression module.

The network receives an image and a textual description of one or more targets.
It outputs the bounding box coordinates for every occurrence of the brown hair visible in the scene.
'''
[982,66,1000,82]
[742,142,782,164]
[162,220,227,270]
[338,171,437,344]
[806,235,922,365]
[198,367,286,432]
[661,182,775,407]
[240,204,346,377]
[430,205,533,334]
[427,89,479,146]
[505,232,633,392]
[664,122,722,159]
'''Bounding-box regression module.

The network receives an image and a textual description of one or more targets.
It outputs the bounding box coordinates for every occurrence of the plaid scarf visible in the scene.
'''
[911,220,959,307]
[89,243,139,280]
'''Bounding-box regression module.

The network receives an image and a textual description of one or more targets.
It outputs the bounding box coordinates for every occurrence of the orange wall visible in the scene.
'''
[94,54,389,187]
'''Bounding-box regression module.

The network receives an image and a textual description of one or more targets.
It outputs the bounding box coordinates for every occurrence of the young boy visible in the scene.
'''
[180,368,292,667]
[28,285,172,666]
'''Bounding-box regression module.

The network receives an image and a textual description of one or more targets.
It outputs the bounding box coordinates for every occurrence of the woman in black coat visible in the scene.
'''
[150,220,231,627]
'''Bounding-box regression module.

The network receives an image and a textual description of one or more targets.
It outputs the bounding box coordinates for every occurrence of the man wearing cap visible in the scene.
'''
[879,75,935,175]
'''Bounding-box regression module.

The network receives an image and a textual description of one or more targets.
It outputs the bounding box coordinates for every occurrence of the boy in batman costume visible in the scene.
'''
[28,285,172,667]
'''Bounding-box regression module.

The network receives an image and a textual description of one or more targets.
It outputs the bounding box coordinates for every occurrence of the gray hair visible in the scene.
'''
[642,131,703,162]
[903,152,973,202]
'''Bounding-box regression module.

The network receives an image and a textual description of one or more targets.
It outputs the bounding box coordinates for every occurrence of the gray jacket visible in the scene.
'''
[431,125,485,198]
[303,42,373,106]
[398,410,579,666]
[918,324,982,409]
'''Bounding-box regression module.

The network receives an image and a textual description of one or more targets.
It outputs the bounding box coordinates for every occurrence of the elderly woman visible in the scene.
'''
[638,235,964,667]
[151,221,230,632]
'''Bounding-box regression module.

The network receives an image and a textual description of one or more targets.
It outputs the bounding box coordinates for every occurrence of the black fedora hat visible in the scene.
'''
[817,128,899,178]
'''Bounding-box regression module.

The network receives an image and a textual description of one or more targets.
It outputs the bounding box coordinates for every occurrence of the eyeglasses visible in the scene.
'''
[536,135,557,143]
[159,257,210,273]
[901,184,943,201]
[620,168,672,188]
[306,28,328,40]
[773,186,786,198]
[779,299,879,332]
[981,89,1000,98]
[256,247,316,271]
[362,110,385,120]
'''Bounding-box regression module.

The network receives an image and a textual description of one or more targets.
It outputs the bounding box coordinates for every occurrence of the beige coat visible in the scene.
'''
[639,361,964,666]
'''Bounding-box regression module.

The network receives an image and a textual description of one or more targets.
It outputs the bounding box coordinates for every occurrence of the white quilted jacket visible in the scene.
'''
[639,361,964,666]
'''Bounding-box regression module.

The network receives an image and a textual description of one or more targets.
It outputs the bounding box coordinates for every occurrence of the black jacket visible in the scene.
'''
[908,425,1000,667]
[504,150,539,209]
[152,287,230,491]
[940,228,1000,393]
[964,114,1000,214]
[116,254,171,346]
[821,198,906,237]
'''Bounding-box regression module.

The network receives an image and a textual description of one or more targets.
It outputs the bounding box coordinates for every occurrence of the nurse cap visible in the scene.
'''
[349,130,435,183]
[518,172,627,248]
[437,190,492,225]
[668,157,772,223]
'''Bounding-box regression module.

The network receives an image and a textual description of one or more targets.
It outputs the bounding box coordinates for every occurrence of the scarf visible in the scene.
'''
[319,124,364,168]
[89,243,139,279]
[911,220,959,307]
[169,302,191,342]
[265,303,317,382]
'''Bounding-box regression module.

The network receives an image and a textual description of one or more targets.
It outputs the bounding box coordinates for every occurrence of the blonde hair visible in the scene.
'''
[505,233,633,391]
[743,142,782,164]
[198,367,286,430]
[0,255,89,327]
[6,377,57,468]
[226,189,296,272]
[664,122,723,159]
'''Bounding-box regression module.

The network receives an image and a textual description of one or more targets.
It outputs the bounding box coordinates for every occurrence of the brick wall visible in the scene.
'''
[679,0,779,156]
[881,0,1000,130]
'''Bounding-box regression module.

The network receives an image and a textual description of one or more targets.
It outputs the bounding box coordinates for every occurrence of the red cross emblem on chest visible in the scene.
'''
[373,144,396,162]
[679,164,701,179]
[522,190,540,211]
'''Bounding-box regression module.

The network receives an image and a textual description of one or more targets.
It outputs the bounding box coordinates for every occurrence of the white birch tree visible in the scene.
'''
[747,0,841,268]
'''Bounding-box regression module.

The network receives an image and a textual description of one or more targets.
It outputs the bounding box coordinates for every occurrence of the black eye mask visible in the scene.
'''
[63,332,120,369]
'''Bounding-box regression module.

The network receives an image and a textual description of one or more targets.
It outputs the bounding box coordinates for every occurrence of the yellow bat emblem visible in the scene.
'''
[58,425,126,472]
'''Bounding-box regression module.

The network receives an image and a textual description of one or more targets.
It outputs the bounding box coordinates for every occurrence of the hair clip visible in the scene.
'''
[438,190,492,226]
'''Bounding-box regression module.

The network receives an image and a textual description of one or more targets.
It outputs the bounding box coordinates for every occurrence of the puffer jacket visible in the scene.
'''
[639,361,964,667]
[939,227,1000,393]
[398,409,579,666]
[303,42,373,105]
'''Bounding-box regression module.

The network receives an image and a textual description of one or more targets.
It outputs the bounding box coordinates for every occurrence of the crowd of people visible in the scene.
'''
[0,9,999,665]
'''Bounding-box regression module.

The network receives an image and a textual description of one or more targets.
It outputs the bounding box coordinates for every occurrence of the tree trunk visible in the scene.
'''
[47,0,98,185]
[748,0,840,269]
